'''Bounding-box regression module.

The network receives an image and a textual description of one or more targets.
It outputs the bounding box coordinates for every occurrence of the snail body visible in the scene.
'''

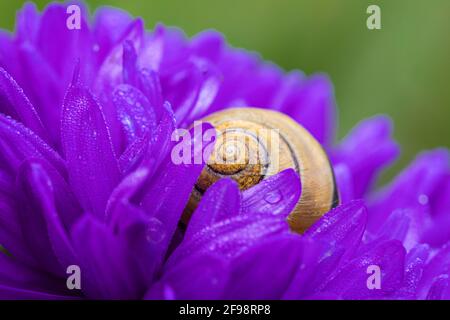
[185,107,339,233]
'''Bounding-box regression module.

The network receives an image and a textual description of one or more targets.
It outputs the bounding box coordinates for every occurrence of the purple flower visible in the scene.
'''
[0,2,449,300]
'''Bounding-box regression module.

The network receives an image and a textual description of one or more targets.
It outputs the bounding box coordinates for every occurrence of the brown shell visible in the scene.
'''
[183,107,339,233]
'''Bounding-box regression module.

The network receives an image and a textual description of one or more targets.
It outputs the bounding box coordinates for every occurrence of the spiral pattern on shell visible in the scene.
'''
[184,107,339,233]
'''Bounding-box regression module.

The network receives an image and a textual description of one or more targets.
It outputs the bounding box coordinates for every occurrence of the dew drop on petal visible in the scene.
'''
[264,190,283,205]
[146,217,166,243]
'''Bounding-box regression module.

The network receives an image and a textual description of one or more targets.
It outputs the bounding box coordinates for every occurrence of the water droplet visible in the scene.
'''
[264,190,283,205]
[146,218,166,244]
[418,194,429,205]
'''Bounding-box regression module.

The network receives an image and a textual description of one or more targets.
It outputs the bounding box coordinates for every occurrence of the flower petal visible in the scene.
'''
[113,84,157,147]
[368,149,449,236]
[71,214,148,299]
[399,244,429,299]
[93,7,133,64]
[118,101,176,174]
[305,200,367,262]
[36,3,93,80]
[15,2,40,44]
[0,251,68,298]
[426,275,450,300]
[418,244,450,299]
[136,69,164,120]
[168,211,290,268]
[0,68,47,141]
[333,163,354,204]
[17,43,64,146]
[320,240,406,299]
[95,19,145,93]
[138,123,215,257]
[61,74,120,218]
[185,178,241,241]
[16,159,77,276]
[0,113,65,176]
[242,169,301,218]
[281,74,336,146]
[333,115,399,198]
[145,252,229,300]
[94,19,145,154]
[223,235,316,299]
[106,169,164,286]
[163,60,221,126]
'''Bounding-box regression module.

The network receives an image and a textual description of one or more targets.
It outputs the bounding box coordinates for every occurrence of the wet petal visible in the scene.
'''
[136,69,164,120]
[93,7,133,64]
[333,163,354,204]
[145,253,229,300]
[0,286,73,300]
[0,68,47,141]
[400,244,429,299]
[17,43,64,145]
[305,200,367,261]
[95,19,144,94]
[118,102,175,174]
[138,123,215,257]
[168,211,290,268]
[185,178,241,240]
[320,240,406,299]
[426,275,450,300]
[369,209,423,251]
[138,24,166,71]
[122,41,138,85]
[281,74,336,146]
[106,168,165,285]
[94,19,146,154]
[164,60,221,126]
[0,32,16,74]
[242,169,301,218]
[61,74,120,218]
[283,244,345,299]
[16,160,77,276]
[71,215,148,299]
[0,113,65,176]
[113,84,157,147]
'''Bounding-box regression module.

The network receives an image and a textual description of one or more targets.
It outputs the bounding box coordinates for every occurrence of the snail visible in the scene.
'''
[183,107,339,233]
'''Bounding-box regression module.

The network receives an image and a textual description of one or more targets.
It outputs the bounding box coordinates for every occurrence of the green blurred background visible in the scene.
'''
[0,0,449,182]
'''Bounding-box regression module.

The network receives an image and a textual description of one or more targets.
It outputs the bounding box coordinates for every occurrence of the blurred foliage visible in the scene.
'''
[0,0,449,183]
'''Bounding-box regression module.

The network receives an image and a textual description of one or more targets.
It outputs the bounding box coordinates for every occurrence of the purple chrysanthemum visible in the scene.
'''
[0,2,449,300]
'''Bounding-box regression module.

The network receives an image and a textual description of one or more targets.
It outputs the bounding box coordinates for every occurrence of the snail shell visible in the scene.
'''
[184,107,339,233]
